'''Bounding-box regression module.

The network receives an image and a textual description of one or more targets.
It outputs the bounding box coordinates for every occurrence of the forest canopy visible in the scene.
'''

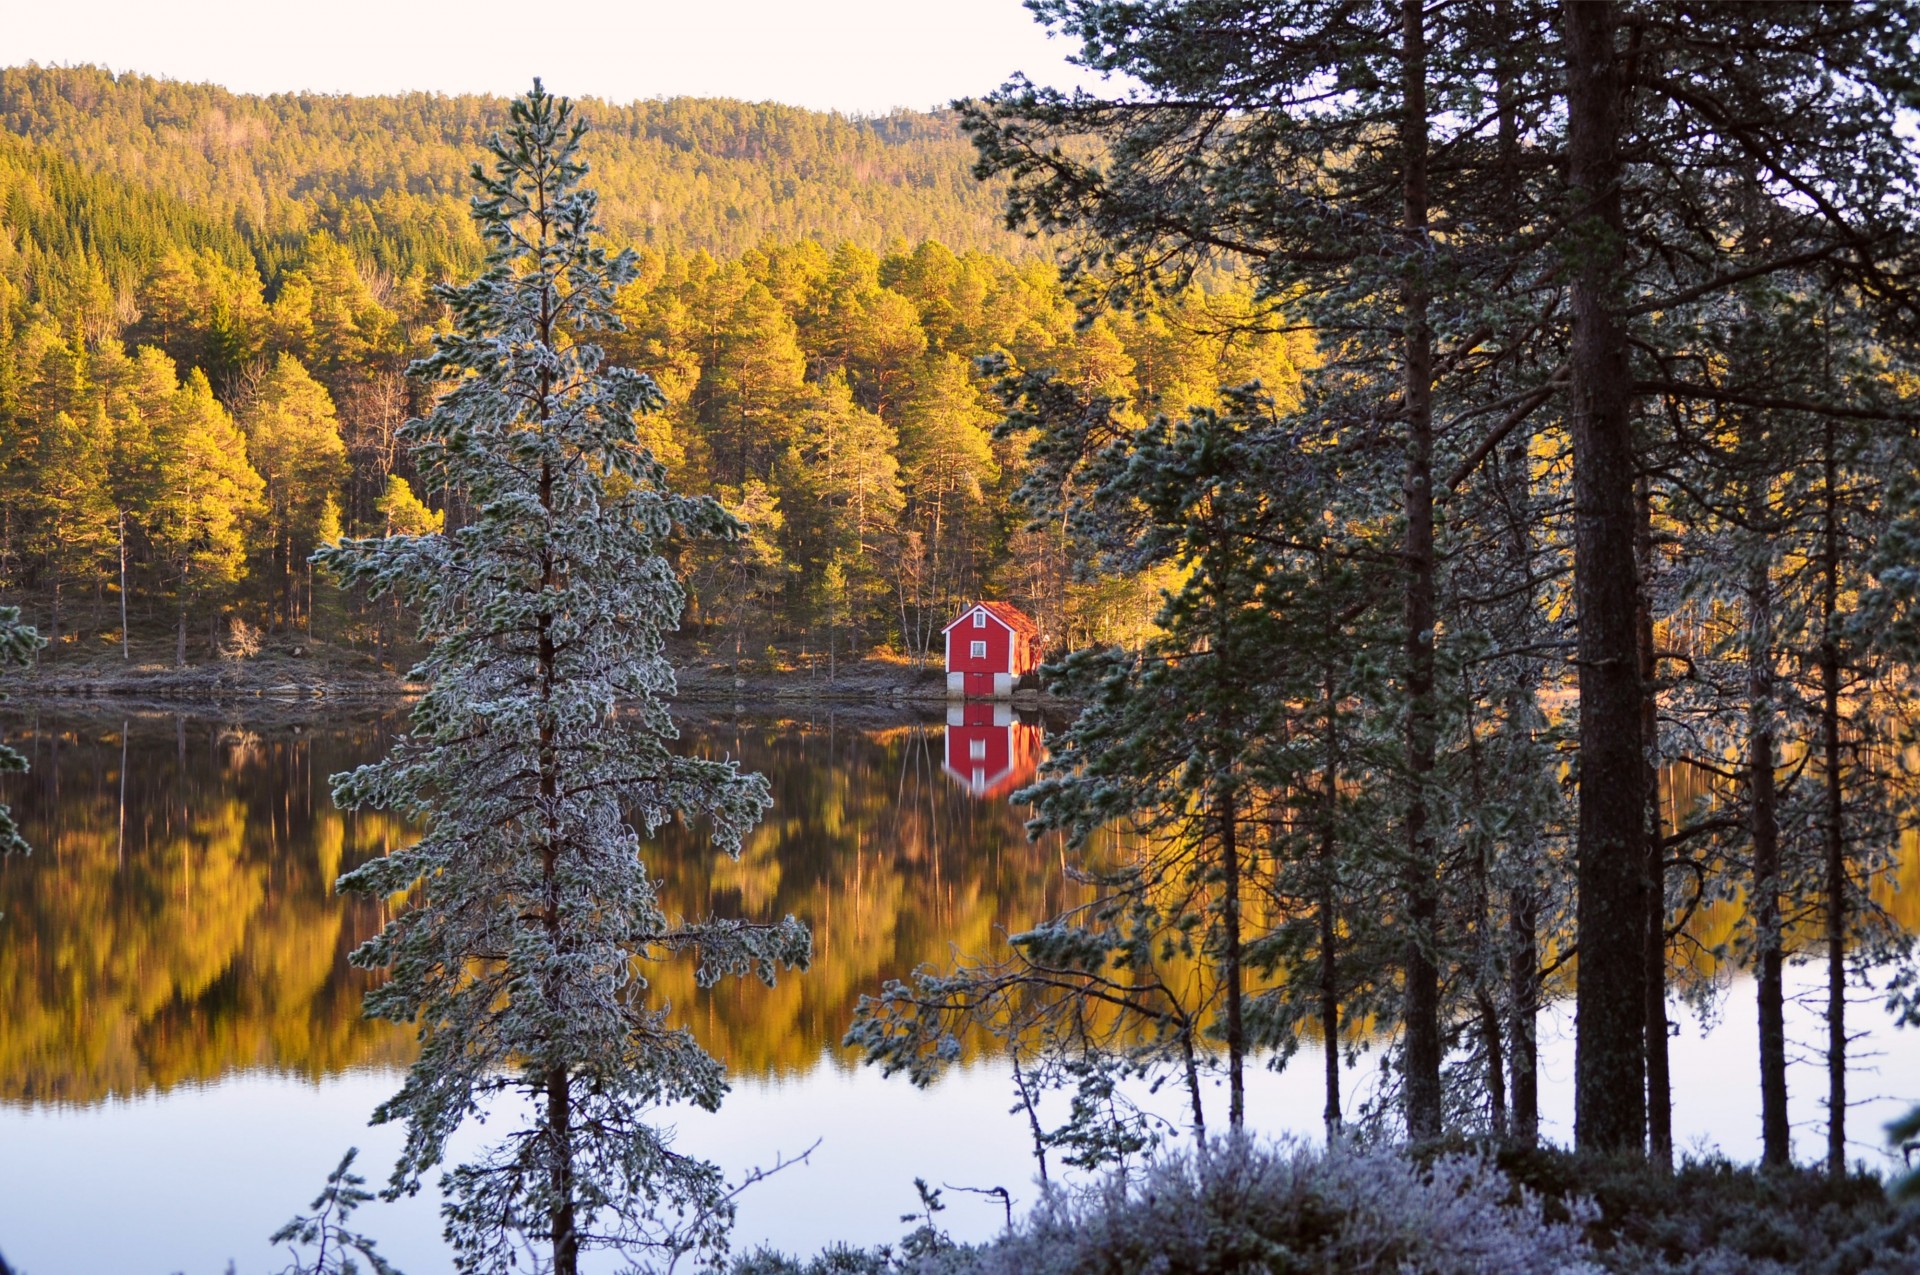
[0,65,1302,666]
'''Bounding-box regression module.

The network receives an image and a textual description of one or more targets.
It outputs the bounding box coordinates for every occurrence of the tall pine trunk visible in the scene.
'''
[1509,876,1540,1144]
[1564,0,1648,1154]
[531,170,581,1272]
[1748,556,1789,1168]
[1399,0,1443,1141]
[1466,700,1508,1138]
[1220,782,1245,1131]
[1820,416,1847,1178]
[1319,562,1343,1140]
[1639,480,1671,1168]
[118,510,128,661]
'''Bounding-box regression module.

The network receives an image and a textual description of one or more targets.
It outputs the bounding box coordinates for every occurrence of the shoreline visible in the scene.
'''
[7,652,1068,712]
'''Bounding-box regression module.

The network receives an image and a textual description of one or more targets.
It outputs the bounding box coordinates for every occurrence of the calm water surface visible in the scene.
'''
[0,703,1915,1273]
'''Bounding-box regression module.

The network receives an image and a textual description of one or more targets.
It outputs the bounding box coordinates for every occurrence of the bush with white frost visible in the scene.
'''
[970,1139,1600,1275]
[731,1138,1600,1275]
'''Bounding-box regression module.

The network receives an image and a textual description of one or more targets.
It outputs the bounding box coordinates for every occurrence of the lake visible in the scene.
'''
[0,702,1915,1274]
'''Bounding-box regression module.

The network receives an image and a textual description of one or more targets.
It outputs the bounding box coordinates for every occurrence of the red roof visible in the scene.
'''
[942,600,1041,640]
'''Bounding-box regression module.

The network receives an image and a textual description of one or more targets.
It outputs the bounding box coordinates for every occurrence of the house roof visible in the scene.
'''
[942,600,1042,640]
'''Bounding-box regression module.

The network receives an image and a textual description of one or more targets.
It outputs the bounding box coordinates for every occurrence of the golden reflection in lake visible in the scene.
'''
[0,704,1066,1105]
[6,706,1916,1111]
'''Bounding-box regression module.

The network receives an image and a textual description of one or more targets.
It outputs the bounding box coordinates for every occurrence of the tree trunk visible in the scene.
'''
[1467,702,1508,1139]
[1399,0,1443,1142]
[1320,655,1343,1140]
[1509,878,1540,1145]
[532,173,580,1273]
[1564,0,1648,1155]
[1639,480,1671,1169]
[1220,782,1245,1131]
[1820,416,1847,1178]
[1748,559,1789,1168]
[118,511,129,661]
[547,1064,579,1275]
[176,605,188,668]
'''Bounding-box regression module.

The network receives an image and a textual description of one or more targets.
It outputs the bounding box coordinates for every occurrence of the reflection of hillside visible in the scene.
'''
[9,710,1919,1104]
[652,713,1087,1076]
[0,712,415,1105]
[0,708,1092,1099]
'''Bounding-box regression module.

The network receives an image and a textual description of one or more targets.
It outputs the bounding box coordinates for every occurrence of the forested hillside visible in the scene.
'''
[0,68,1299,669]
[0,65,1037,276]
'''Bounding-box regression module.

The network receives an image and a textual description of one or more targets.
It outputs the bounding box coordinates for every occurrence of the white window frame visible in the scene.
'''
[973,609,986,628]
[970,640,987,659]
[969,738,987,760]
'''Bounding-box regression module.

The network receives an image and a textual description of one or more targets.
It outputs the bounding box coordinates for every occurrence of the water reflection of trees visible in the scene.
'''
[10,708,1908,1108]
[650,712,1082,1076]
[0,709,414,1105]
[0,707,1087,1101]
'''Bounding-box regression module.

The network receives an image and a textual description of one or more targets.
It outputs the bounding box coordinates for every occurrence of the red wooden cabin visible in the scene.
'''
[943,601,1041,699]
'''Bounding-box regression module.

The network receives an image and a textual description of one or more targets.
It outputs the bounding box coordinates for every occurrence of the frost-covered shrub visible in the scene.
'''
[731,1244,895,1275]
[728,1142,1920,1275]
[956,1138,1599,1275]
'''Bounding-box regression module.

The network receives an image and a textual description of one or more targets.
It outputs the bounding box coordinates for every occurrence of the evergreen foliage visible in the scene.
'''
[270,1148,403,1275]
[0,604,43,855]
[0,72,1301,665]
[317,84,808,1274]
[0,65,1039,272]
[927,0,1920,1170]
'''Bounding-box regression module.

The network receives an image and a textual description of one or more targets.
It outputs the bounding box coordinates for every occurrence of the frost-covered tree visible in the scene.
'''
[317,83,810,1275]
[0,604,45,856]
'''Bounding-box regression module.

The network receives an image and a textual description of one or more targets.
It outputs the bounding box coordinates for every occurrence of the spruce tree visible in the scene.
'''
[316,83,809,1275]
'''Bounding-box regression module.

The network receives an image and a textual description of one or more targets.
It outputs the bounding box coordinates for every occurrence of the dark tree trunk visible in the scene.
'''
[1467,700,1508,1139]
[1508,878,1540,1144]
[1639,480,1671,1169]
[1319,570,1343,1140]
[1748,559,1789,1168]
[1820,417,1847,1178]
[1563,0,1648,1155]
[1220,783,1245,1130]
[1399,0,1443,1142]
[1320,699,1342,1141]
[547,1065,578,1275]
[118,511,129,661]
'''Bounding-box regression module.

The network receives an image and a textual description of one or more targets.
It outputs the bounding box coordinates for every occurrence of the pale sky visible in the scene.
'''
[0,0,1111,114]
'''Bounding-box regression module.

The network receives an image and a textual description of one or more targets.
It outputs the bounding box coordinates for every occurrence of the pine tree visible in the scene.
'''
[372,474,442,537]
[315,83,809,1275]
[242,353,348,629]
[140,358,265,665]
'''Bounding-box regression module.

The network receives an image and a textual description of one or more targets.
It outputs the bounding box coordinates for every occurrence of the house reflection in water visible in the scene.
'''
[942,700,1045,800]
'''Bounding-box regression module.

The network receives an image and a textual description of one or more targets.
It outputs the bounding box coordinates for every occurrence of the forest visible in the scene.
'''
[8,1,1920,1272]
[0,65,1301,670]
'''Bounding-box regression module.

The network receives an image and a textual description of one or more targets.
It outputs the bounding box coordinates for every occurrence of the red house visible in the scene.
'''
[943,601,1042,698]
[943,701,1045,800]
